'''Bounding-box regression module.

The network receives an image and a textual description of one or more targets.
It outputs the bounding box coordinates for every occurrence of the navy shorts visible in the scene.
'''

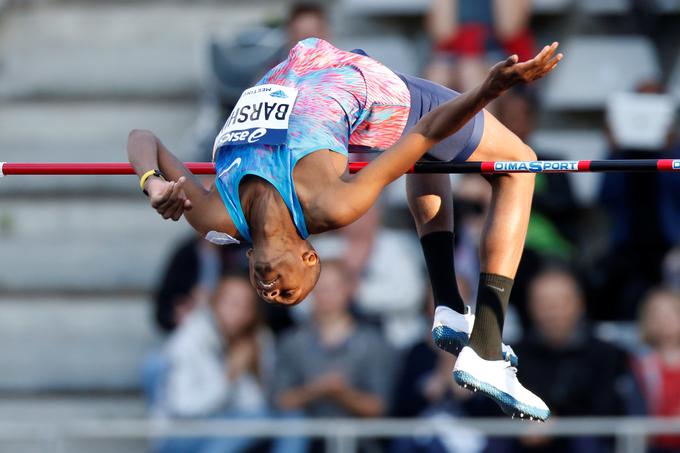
[396,72,485,162]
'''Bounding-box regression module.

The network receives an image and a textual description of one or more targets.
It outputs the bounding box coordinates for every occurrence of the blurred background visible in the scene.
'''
[1,0,680,452]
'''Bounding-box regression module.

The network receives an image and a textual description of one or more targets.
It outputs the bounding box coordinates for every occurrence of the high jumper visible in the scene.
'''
[125,38,562,420]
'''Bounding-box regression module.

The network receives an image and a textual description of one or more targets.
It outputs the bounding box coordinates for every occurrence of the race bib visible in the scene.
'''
[213,84,298,155]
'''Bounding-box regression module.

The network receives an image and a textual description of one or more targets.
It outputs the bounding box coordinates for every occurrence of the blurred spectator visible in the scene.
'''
[266,2,331,70]
[425,0,534,91]
[510,266,639,453]
[154,234,248,333]
[632,288,680,453]
[274,260,394,451]
[312,206,428,349]
[593,82,680,320]
[285,3,330,53]
[150,273,302,453]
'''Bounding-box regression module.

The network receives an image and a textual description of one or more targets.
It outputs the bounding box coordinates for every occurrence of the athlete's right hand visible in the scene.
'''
[146,176,193,221]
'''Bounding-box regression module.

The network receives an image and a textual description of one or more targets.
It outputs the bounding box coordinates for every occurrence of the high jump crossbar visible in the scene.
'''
[0,159,679,176]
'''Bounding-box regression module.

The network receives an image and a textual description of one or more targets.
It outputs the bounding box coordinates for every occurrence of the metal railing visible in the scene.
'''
[0,417,678,453]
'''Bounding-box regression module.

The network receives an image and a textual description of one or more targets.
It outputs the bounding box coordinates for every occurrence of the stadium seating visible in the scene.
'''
[669,51,680,100]
[577,0,631,14]
[339,0,576,16]
[339,0,429,16]
[0,296,158,391]
[0,199,192,292]
[0,103,199,193]
[542,36,661,110]
[334,35,422,76]
[0,3,275,100]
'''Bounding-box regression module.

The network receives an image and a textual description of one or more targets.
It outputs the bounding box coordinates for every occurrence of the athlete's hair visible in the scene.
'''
[288,2,327,24]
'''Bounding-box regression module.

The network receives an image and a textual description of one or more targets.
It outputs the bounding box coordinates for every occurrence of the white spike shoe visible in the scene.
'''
[453,346,550,421]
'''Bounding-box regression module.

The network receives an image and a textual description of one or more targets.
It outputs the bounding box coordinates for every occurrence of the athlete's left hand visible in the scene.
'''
[147,176,193,221]
[485,42,563,97]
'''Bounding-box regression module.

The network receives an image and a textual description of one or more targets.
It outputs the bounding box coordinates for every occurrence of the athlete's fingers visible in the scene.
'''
[538,53,562,77]
[183,198,193,211]
[165,198,184,220]
[170,179,184,200]
[150,182,174,209]
[539,43,557,62]
[547,54,563,70]
[504,54,519,67]
[540,43,559,67]
[169,202,185,221]
[537,42,557,62]
[157,182,182,211]
[549,53,564,66]
[531,45,550,63]
[159,192,182,218]
[159,197,177,219]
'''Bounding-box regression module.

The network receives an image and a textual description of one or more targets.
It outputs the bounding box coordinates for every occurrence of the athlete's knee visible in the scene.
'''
[128,128,157,144]
[511,142,536,162]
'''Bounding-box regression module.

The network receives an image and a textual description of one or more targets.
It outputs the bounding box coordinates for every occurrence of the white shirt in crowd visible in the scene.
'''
[156,306,275,418]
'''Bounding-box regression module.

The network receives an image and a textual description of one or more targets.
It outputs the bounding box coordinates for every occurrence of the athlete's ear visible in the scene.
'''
[247,248,254,258]
[302,250,318,267]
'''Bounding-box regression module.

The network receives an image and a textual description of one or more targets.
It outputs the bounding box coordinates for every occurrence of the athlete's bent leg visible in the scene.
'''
[465,110,535,361]
[452,109,549,421]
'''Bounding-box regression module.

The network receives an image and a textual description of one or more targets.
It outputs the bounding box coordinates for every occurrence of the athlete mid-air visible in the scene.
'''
[127,38,562,420]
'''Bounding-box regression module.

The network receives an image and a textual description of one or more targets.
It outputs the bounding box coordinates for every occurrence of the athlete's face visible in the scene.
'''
[247,242,320,306]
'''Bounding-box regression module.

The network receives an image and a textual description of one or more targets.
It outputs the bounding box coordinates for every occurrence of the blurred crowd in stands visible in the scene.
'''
[142,1,680,452]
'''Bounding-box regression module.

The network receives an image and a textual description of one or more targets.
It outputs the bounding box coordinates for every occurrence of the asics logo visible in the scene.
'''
[219,127,268,145]
[218,158,241,178]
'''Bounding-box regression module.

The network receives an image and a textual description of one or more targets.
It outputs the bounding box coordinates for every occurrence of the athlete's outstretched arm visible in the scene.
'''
[127,129,228,234]
[317,42,562,228]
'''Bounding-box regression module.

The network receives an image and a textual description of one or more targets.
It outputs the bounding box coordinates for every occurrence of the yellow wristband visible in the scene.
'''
[139,169,163,194]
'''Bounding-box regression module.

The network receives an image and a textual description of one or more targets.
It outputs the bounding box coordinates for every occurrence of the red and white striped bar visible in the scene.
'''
[1,160,679,176]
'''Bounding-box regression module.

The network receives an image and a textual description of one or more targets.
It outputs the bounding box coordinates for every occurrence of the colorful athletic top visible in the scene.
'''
[212,38,411,243]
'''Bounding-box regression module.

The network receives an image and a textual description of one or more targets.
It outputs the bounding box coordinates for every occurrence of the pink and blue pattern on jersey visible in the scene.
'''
[212,38,412,242]
[260,38,411,158]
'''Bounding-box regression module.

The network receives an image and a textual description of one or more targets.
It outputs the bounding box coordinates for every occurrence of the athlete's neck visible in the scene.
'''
[241,177,299,245]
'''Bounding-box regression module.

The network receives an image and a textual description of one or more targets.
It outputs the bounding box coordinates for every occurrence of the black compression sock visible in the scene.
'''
[420,231,465,314]
[468,273,513,361]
